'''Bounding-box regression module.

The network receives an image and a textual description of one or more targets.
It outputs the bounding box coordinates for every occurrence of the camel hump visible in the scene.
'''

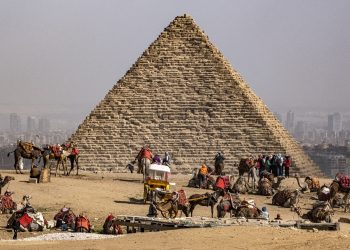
[19,141,34,153]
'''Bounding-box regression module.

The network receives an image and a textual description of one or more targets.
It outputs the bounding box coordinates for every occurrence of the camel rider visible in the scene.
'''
[214,152,225,162]
[197,164,208,189]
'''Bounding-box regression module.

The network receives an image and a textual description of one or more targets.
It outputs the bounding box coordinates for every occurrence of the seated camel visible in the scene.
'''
[294,201,333,223]
[272,189,300,209]
[235,200,261,218]
[231,176,250,194]
[295,174,320,193]
[217,193,241,218]
[257,176,285,196]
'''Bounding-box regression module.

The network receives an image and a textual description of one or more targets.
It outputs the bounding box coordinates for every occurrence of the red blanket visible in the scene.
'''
[340,175,350,189]
[18,213,33,228]
[177,189,188,206]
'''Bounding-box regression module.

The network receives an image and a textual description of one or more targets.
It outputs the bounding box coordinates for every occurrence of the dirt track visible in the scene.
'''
[0,171,349,249]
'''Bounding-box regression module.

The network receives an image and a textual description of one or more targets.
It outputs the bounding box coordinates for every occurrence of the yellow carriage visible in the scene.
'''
[143,164,171,203]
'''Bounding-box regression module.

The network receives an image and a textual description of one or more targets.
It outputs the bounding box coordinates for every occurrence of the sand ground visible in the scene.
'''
[0,170,350,249]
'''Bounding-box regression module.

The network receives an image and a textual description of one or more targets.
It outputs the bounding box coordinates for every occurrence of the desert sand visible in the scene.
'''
[0,170,350,250]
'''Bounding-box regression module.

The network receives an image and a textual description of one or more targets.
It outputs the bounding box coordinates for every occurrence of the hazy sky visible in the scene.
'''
[1,0,349,122]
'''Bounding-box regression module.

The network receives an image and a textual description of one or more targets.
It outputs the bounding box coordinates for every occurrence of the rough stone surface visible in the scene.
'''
[70,15,323,176]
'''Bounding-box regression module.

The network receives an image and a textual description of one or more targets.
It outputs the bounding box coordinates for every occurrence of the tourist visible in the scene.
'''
[152,154,162,165]
[197,164,208,189]
[276,153,284,177]
[261,207,269,220]
[265,155,272,173]
[162,152,171,166]
[283,155,292,178]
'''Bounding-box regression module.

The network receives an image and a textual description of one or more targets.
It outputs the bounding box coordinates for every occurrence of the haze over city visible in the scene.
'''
[0,0,349,132]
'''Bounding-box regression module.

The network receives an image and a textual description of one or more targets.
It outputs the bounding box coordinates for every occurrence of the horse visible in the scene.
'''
[7,142,42,174]
[188,190,222,218]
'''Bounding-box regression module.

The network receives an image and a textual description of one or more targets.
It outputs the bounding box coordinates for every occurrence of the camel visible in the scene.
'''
[236,204,261,218]
[219,199,261,218]
[272,189,300,208]
[188,191,222,218]
[295,174,320,193]
[257,176,285,196]
[187,174,215,189]
[344,192,350,212]
[259,170,274,182]
[327,178,350,211]
[0,175,15,195]
[238,158,255,176]
[217,193,241,218]
[7,141,42,174]
[294,201,333,223]
[231,176,250,194]
[42,145,71,177]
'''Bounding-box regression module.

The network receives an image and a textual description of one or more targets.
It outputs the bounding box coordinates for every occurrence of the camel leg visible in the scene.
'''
[14,157,19,174]
[55,161,59,177]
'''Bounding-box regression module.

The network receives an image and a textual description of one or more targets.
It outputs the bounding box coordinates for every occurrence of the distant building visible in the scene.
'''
[285,110,294,133]
[27,116,37,132]
[9,113,21,132]
[38,118,50,133]
[328,112,342,134]
[294,121,307,141]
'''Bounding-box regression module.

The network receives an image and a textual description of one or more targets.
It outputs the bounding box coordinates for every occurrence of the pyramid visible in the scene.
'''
[70,14,323,176]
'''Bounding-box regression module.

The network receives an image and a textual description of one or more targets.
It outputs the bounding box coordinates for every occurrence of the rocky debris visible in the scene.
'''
[17,232,118,241]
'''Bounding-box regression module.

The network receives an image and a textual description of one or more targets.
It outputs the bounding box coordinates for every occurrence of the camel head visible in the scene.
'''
[5,176,15,181]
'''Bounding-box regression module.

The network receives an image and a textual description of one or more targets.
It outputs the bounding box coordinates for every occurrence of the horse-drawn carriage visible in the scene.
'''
[143,164,171,203]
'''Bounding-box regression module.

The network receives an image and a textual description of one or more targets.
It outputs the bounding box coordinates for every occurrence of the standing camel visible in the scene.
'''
[42,145,70,176]
[7,142,42,174]
[134,147,153,181]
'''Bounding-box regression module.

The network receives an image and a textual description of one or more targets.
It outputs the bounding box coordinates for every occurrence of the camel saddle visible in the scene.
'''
[336,173,350,190]
[177,189,188,206]
[19,142,34,154]
[0,195,16,211]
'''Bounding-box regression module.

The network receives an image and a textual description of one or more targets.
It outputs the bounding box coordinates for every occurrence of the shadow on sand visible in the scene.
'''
[114,197,145,205]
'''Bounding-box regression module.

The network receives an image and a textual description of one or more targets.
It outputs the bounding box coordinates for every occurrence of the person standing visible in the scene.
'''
[162,152,171,166]
[197,164,208,189]
[283,155,292,178]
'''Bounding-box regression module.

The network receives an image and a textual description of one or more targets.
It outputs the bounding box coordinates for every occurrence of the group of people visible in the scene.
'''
[254,154,292,178]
